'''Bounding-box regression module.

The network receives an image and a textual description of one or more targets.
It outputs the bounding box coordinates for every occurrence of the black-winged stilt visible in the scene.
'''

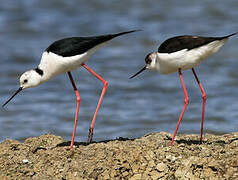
[130,32,237,146]
[3,30,138,149]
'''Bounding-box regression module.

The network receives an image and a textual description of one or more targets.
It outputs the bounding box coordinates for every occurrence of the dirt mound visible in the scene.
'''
[0,132,238,179]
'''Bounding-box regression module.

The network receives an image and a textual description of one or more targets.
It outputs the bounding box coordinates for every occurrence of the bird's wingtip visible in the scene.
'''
[131,29,143,32]
[114,29,142,37]
[225,32,238,38]
[123,29,142,33]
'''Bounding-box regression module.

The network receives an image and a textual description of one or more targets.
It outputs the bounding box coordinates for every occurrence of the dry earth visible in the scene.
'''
[0,132,238,179]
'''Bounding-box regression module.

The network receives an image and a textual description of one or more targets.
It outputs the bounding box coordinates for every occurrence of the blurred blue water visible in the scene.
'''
[0,0,238,142]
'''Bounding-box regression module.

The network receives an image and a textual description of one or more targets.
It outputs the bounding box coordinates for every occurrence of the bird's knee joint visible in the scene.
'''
[89,127,94,134]
[75,91,81,102]
[104,81,108,88]
[184,98,189,104]
[76,96,81,102]
[202,94,206,100]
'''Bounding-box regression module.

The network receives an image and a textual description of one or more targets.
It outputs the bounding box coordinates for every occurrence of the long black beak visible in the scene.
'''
[129,66,147,79]
[2,87,23,107]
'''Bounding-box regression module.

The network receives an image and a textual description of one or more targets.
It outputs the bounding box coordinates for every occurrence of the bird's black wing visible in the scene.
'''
[158,33,237,54]
[46,30,138,57]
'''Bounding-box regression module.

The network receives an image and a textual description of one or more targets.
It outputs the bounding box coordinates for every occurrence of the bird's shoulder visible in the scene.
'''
[158,35,223,53]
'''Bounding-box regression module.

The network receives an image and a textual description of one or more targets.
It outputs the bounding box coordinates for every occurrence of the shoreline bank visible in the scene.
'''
[0,132,238,179]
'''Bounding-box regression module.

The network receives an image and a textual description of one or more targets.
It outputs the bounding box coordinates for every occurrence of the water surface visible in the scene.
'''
[1,1,238,142]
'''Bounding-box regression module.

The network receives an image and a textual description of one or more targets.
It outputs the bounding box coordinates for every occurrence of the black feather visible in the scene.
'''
[35,67,43,76]
[158,32,237,53]
[46,30,139,57]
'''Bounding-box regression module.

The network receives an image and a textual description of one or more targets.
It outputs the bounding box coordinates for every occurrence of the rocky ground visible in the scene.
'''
[0,132,238,179]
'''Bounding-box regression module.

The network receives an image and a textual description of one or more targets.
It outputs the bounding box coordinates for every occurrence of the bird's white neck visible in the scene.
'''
[37,52,70,83]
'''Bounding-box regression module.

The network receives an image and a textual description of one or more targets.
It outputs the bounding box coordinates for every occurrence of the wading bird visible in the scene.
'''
[3,30,138,149]
[130,32,237,145]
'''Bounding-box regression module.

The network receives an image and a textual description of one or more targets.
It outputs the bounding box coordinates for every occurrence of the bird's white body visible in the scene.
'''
[153,39,227,74]
[38,43,106,84]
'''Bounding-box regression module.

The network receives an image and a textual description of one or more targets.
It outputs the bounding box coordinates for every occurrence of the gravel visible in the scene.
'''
[0,132,238,179]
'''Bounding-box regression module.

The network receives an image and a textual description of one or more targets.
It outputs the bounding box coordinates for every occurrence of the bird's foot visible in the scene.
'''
[87,127,94,144]
[65,143,75,150]
[200,138,203,144]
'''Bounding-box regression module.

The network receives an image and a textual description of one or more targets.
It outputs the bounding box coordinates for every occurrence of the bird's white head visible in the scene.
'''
[19,69,42,89]
[130,52,159,79]
[2,68,43,107]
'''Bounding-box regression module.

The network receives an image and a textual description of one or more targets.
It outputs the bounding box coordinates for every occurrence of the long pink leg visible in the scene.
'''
[68,72,81,149]
[170,69,189,146]
[82,64,108,143]
[192,68,206,143]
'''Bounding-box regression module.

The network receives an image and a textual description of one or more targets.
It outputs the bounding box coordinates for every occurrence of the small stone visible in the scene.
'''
[101,170,110,179]
[150,170,160,180]
[110,170,117,178]
[175,168,186,178]
[22,159,29,164]
[131,164,140,173]
[145,167,152,173]
[122,171,129,177]
[129,174,141,180]
[156,163,168,172]
[166,155,176,162]
[148,160,155,168]
[208,160,218,169]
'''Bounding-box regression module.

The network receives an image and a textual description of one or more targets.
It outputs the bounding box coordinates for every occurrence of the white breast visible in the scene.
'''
[157,39,227,74]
